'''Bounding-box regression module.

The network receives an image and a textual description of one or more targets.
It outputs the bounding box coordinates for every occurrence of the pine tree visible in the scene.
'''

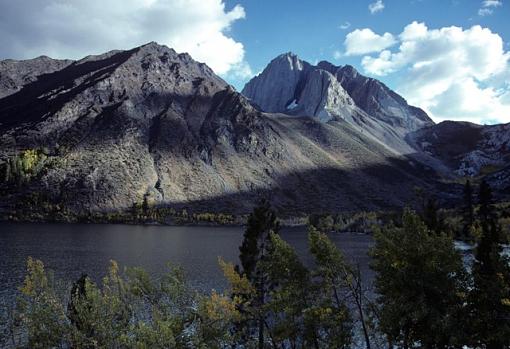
[308,228,359,348]
[142,196,149,215]
[68,273,95,344]
[238,199,279,349]
[422,197,441,233]
[239,200,279,279]
[462,180,474,238]
[468,181,510,348]
[3,161,11,183]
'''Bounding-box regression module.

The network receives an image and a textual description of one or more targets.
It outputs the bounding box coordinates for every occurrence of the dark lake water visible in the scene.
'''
[0,223,374,313]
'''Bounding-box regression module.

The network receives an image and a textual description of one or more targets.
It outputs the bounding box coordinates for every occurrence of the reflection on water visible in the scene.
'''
[0,223,374,311]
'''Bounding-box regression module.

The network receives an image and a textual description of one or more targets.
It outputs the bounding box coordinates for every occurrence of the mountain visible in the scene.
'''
[0,56,73,99]
[242,53,434,154]
[409,121,510,176]
[242,53,510,180]
[408,121,510,197]
[0,43,446,220]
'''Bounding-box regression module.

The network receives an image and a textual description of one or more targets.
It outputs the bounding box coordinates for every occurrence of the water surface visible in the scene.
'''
[0,223,373,311]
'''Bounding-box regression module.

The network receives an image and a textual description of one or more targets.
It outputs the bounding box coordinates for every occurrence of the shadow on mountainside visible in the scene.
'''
[0,48,137,129]
[143,158,463,217]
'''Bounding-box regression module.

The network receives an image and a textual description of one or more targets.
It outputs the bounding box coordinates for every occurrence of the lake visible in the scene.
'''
[0,222,374,314]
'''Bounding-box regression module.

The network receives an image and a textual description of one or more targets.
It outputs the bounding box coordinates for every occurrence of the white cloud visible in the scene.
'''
[344,28,397,56]
[482,0,502,7]
[225,61,253,80]
[0,0,250,76]
[339,22,351,30]
[333,50,343,60]
[478,0,502,16]
[355,21,510,124]
[478,8,494,16]
[368,0,385,14]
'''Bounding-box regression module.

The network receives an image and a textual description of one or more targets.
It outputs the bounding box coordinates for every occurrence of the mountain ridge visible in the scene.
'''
[0,43,507,220]
[242,52,433,155]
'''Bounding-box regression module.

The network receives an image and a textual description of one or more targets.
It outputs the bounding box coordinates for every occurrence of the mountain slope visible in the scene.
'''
[407,120,510,200]
[0,43,441,218]
[242,53,434,154]
[409,121,510,176]
[0,56,73,99]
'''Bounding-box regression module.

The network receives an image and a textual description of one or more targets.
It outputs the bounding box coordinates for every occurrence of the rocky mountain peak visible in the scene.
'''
[316,60,338,74]
[273,52,304,71]
[241,53,311,113]
[339,64,359,78]
[1,43,508,218]
[242,53,434,136]
[0,42,229,137]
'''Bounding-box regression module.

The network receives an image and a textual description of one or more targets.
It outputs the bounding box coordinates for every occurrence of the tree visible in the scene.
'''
[422,197,441,233]
[67,273,94,347]
[237,199,280,348]
[462,179,474,238]
[308,228,359,348]
[261,232,318,348]
[14,257,69,348]
[308,214,335,233]
[3,161,11,183]
[468,180,510,348]
[230,231,353,348]
[371,209,468,348]
[14,258,234,348]
[142,195,150,214]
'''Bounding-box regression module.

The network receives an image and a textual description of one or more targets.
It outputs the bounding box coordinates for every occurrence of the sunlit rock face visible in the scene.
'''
[242,53,434,154]
[410,121,510,177]
[2,43,506,217]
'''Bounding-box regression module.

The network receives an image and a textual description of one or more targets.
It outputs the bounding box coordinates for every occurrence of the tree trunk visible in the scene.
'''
[354,267,371,349]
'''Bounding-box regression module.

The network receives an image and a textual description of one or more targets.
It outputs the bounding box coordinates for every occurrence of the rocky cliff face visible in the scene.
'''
[0,56,73,99]
[408,121,510,200]
[409,121,510,176]
[242,53,510,189]
[242,53,434,153]
[0,43,442,217]
[241,53,311,113]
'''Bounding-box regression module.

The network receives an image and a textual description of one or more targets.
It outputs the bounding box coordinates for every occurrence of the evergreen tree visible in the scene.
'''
[238,199,279,348]
[422,197,441,233]
[371,209,468,348]
[462,179,474,238]
[308,228,363,348]
[3,161,11,183]
[260,232,353,348]
[468,180,510,348]
[308,214,335,233]
[261,233,319,348]
[68,273,89,330]
[142,196,149,214]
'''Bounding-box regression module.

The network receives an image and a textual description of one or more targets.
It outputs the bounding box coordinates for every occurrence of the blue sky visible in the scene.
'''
[0,0,508,124]
[225,0,509,86]
[222,0,510,124]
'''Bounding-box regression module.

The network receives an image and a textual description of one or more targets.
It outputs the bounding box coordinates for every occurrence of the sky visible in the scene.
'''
[0,0,509,125]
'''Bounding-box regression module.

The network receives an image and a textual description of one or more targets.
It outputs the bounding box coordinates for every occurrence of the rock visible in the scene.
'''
[241,53,311,113]
[0,43,499,218]
[409,121,510,177]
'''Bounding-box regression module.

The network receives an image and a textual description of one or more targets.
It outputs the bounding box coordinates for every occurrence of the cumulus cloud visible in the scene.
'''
[368,0,385,14]
[350,22,510,124]
[0,0,250,76]
[344,29,396,56]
